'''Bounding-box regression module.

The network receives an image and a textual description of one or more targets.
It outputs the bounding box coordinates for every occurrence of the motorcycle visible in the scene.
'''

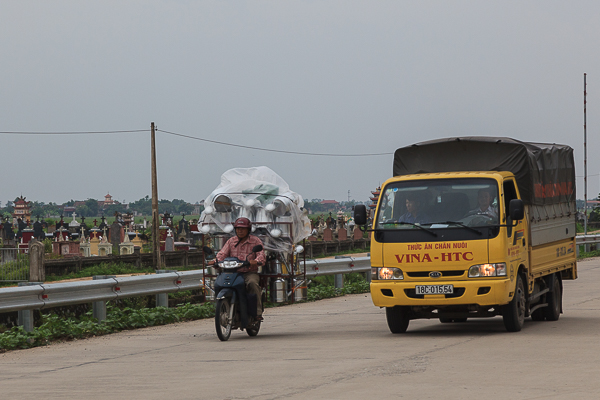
[203,245,264,341]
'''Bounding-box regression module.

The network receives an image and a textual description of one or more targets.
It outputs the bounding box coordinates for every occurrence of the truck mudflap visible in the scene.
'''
[370,279,514,308]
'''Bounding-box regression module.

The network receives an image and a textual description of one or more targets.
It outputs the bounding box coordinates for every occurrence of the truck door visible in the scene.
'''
[503,179,527,281]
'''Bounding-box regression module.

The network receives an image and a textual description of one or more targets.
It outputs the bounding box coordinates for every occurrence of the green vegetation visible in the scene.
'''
[0,303,215,351]
[44,262,156,282]
[306,273,370,301]
[577,248,600,260]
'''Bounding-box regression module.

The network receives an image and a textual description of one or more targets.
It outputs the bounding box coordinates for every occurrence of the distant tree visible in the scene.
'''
[85,198,99,217]
[588,194,600,222]
[75,204,91,217]
[64,199,75,207]
[104,203,126,215]
[129,196,152,215]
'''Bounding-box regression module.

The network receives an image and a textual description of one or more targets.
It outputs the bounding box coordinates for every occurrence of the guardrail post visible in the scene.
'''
[17,282,42,332]
[156,270,176,307]
[92,275,115,322]
[333,256,350,289]
[334,274,343,289]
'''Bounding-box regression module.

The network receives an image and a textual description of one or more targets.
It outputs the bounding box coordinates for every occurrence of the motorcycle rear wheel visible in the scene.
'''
[215,299,233,341]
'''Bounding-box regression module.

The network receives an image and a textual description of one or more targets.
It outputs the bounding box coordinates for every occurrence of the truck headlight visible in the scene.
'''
[468,263,507,277]
[371,267,404,280]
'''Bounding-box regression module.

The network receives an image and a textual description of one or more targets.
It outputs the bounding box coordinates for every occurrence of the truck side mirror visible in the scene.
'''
[509,199,524,221]
[354,205,367,225]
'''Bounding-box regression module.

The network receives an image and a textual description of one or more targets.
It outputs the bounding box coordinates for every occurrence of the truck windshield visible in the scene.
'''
[375,178,499,230]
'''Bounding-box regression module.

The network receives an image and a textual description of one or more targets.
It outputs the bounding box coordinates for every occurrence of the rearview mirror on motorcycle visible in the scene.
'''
[251,245,263,253]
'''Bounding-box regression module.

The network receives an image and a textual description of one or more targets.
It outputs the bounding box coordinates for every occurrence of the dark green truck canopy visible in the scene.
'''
[393,137,575,206]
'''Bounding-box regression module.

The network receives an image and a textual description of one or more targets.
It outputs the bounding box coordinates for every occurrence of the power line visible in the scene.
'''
[157,129,393,157]
[0,127,393,157]
[0,129,148,135]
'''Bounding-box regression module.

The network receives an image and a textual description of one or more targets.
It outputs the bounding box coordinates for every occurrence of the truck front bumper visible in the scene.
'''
[370,278,514,308]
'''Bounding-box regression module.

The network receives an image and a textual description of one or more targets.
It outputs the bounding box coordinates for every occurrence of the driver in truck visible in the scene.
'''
[466,188,498,219]
[398,193,430,224]
[208,217,266,320]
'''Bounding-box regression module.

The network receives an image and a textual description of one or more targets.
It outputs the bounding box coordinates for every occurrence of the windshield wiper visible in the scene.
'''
[381,221,438,237]
[434,221,482,236]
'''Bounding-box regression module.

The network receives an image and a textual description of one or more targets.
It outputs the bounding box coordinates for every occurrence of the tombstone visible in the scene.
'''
[17,218,27,232]
[353,226,364,240]
[33,217,45,240]
[29,240,45,282]
[119,232,135,255]
[98,215,108,232]
[131,231,144,249]
[79,227,91,257]
[109,221,124,245]
[307,236,317,242]
[79,216,90,238]
[68,212,80,233]
[159,226,169,251]
[178,215,190,240]
[3,217,15,242]
[338,227,347,241]
[165,232,174,252]
[97,227,113,256]
[323,228,333,242]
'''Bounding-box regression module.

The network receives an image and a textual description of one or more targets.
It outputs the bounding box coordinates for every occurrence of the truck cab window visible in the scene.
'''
[375,178,499,236]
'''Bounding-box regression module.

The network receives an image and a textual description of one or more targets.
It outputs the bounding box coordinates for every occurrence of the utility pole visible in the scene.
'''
[151,122,161,269]
[584,74,588,235]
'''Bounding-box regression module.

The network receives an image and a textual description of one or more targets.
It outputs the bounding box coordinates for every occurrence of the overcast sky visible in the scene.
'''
[2,1,600,205]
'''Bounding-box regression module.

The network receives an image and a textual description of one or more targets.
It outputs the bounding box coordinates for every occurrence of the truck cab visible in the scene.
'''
[356,137,577,332]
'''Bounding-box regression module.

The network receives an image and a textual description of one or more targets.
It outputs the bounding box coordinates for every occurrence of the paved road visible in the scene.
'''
[1,259,599,400]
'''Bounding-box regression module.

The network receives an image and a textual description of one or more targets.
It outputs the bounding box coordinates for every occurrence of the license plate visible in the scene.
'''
[415,285,454,295]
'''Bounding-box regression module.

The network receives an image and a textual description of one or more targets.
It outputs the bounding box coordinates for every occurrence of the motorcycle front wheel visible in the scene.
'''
[215,298,233,341]
[246,320,261,337]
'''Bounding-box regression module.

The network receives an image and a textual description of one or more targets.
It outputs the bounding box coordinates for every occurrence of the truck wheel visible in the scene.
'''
[439,318,453,323]
[502,275,525,332]
[386,306,410,333]
[544,275,562,321]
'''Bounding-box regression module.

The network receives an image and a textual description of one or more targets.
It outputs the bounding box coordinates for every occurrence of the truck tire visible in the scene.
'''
[544,275,562,321]
[386,306,410,333]
[502,275,525,332]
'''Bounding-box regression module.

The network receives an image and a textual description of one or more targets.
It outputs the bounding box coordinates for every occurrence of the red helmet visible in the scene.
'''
[233,217,252,229]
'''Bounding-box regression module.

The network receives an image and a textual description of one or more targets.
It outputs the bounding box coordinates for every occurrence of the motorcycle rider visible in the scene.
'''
[209,217,266,320]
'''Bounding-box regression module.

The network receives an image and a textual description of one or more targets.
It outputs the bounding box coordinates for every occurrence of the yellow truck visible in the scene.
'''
[354,137,577,332]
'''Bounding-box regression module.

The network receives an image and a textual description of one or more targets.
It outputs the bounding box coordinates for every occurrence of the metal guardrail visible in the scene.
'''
[576,235,600,245]
[0,270,205,314]
[304,256,371,277]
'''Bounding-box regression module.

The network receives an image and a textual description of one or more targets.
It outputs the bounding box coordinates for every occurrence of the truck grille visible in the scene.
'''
[405,270,465,278]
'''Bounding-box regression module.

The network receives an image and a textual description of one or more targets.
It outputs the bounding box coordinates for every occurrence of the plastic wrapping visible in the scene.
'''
[199,166,311,253]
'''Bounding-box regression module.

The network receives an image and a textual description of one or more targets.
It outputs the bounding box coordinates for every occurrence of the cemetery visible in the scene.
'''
[0,197,370,283]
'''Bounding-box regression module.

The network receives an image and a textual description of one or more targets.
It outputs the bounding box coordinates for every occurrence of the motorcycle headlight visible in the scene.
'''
[222,260,241,269]
[468,263,507,278]
[371,267,404,280]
